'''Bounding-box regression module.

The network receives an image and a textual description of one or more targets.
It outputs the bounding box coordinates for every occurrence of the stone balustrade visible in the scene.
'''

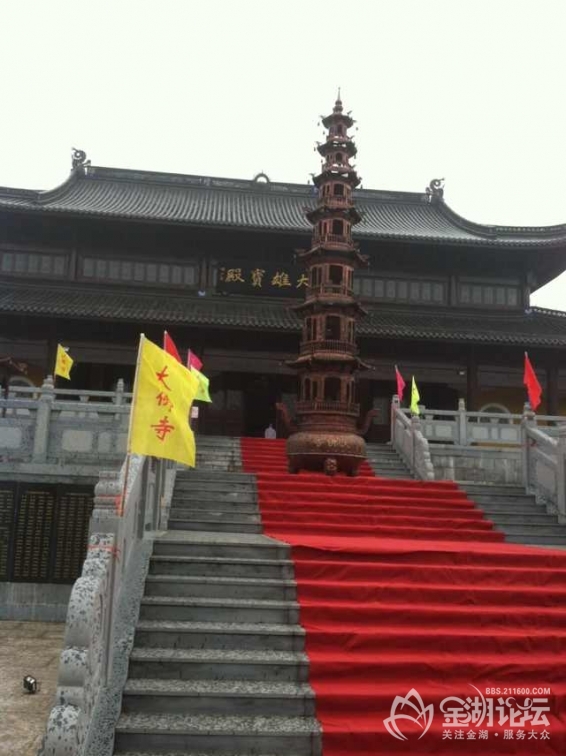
[0,377,131,470]
[409,398,564,447]
[391,395,566,521]
[39,453,175,756]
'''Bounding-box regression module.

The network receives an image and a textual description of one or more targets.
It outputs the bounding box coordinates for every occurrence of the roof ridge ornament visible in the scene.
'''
[71,148,91,172]
[425,177,445,200]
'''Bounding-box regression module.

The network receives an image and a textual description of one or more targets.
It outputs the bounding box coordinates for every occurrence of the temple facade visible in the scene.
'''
[2,114,566,440]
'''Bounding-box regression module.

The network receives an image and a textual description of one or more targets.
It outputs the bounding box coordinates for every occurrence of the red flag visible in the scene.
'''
[395,365,406,402]
[524,352,542,410]
[163,331,182,364]
[187,349,203,372]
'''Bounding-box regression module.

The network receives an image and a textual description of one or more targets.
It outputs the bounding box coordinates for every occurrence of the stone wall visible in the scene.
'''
[0,583,72,621]
[429,445,522,484]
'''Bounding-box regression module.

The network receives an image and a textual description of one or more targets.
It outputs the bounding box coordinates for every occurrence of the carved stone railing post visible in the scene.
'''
[521,402,536,493]
[556,424,566,523]
[113,379,125,421]
[32,375,55,462]
[411,414,435,480]
[390,394,400,446]
[457,398,467,445]
[91,469,123,539]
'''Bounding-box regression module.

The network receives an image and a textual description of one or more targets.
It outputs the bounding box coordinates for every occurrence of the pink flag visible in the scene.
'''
[395,365,406,402]
[187,349,203,372]
[163,331,182,363]
[524,352,542,411]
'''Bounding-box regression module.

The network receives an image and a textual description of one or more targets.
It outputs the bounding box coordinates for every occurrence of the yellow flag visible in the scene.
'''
[192,367,212,403]
[129,336,200,467]
[55,344,74,380]
[410,376,420,415]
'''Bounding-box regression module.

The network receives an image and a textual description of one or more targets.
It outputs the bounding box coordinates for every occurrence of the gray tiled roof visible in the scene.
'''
[1,166,566,247]
[2,282,566,347]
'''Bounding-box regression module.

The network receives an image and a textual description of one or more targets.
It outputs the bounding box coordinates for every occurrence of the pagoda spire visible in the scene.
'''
[280,98,372,477]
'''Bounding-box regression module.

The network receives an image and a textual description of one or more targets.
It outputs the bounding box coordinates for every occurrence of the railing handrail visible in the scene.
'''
[313,232,352,245]
[317,194,351,206]
[411,405,566,425]
[4,384,132,399]
[300,339,357,354]
[526,423,559,450]
[390,395,434,480]
[308,283,353,296]
[40,453,176,754]
[296,399,360,415]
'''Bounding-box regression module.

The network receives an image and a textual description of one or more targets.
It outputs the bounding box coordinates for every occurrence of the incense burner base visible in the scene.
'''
[286,431,366,476]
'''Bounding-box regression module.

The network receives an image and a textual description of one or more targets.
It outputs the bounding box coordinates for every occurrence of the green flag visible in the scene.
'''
[192,367,212,403]
[410,376,420,415]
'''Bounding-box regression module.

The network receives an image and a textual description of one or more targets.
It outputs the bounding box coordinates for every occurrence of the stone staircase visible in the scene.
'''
[113,468,321,756]
[461,483,566,547]
[194,435,243,471]
[365,442,412,478]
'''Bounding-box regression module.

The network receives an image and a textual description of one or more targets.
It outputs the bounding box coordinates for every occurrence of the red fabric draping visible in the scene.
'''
[242,437,566,755]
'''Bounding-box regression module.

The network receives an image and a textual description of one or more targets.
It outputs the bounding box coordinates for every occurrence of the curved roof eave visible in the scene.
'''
[0,165,566,248]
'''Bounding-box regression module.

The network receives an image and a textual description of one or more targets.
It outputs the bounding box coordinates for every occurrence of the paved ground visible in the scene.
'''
[0,621,65,756]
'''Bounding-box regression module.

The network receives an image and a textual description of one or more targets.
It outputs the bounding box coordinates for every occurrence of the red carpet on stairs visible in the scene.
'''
[241,437,566,755]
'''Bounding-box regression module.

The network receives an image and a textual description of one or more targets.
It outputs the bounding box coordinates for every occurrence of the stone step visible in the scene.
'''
[480,508,548,519]
[149,555,293,580]
[121,679,315,717]
[153,533,289,561]
[501,524,566,537]
[168,517,263,534]
[117,752,308,756]
[506,534,566,546]
[175,482,252,495]
[144,575,296,601]
[127,648,309,683]
[134,620,305,651]
[369,466,409,474]
[461,485,527,497]
[372,470,410,476]
[369,465,408,471]
[169,508,260,524]
[365,454,407,462]
[487,513,560,526]
[171,500,259,514]
[139,596,299,624]
[467,495,538,507]
[193,459,242,465]
[479,497,544,507]
[114,712,320,755]
[366,454,405,462]
[172,489,257,502]
[176,471,255,485]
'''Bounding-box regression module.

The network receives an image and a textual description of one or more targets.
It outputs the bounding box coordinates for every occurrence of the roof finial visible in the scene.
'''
[71,148,90,171]
[337,86,341,102]
[425,178,445,199]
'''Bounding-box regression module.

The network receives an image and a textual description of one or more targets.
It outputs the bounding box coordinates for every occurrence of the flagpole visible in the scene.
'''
[119,333,145,516]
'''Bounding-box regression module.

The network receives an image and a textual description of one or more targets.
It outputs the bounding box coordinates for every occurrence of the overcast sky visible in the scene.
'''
[1,0,565,308]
